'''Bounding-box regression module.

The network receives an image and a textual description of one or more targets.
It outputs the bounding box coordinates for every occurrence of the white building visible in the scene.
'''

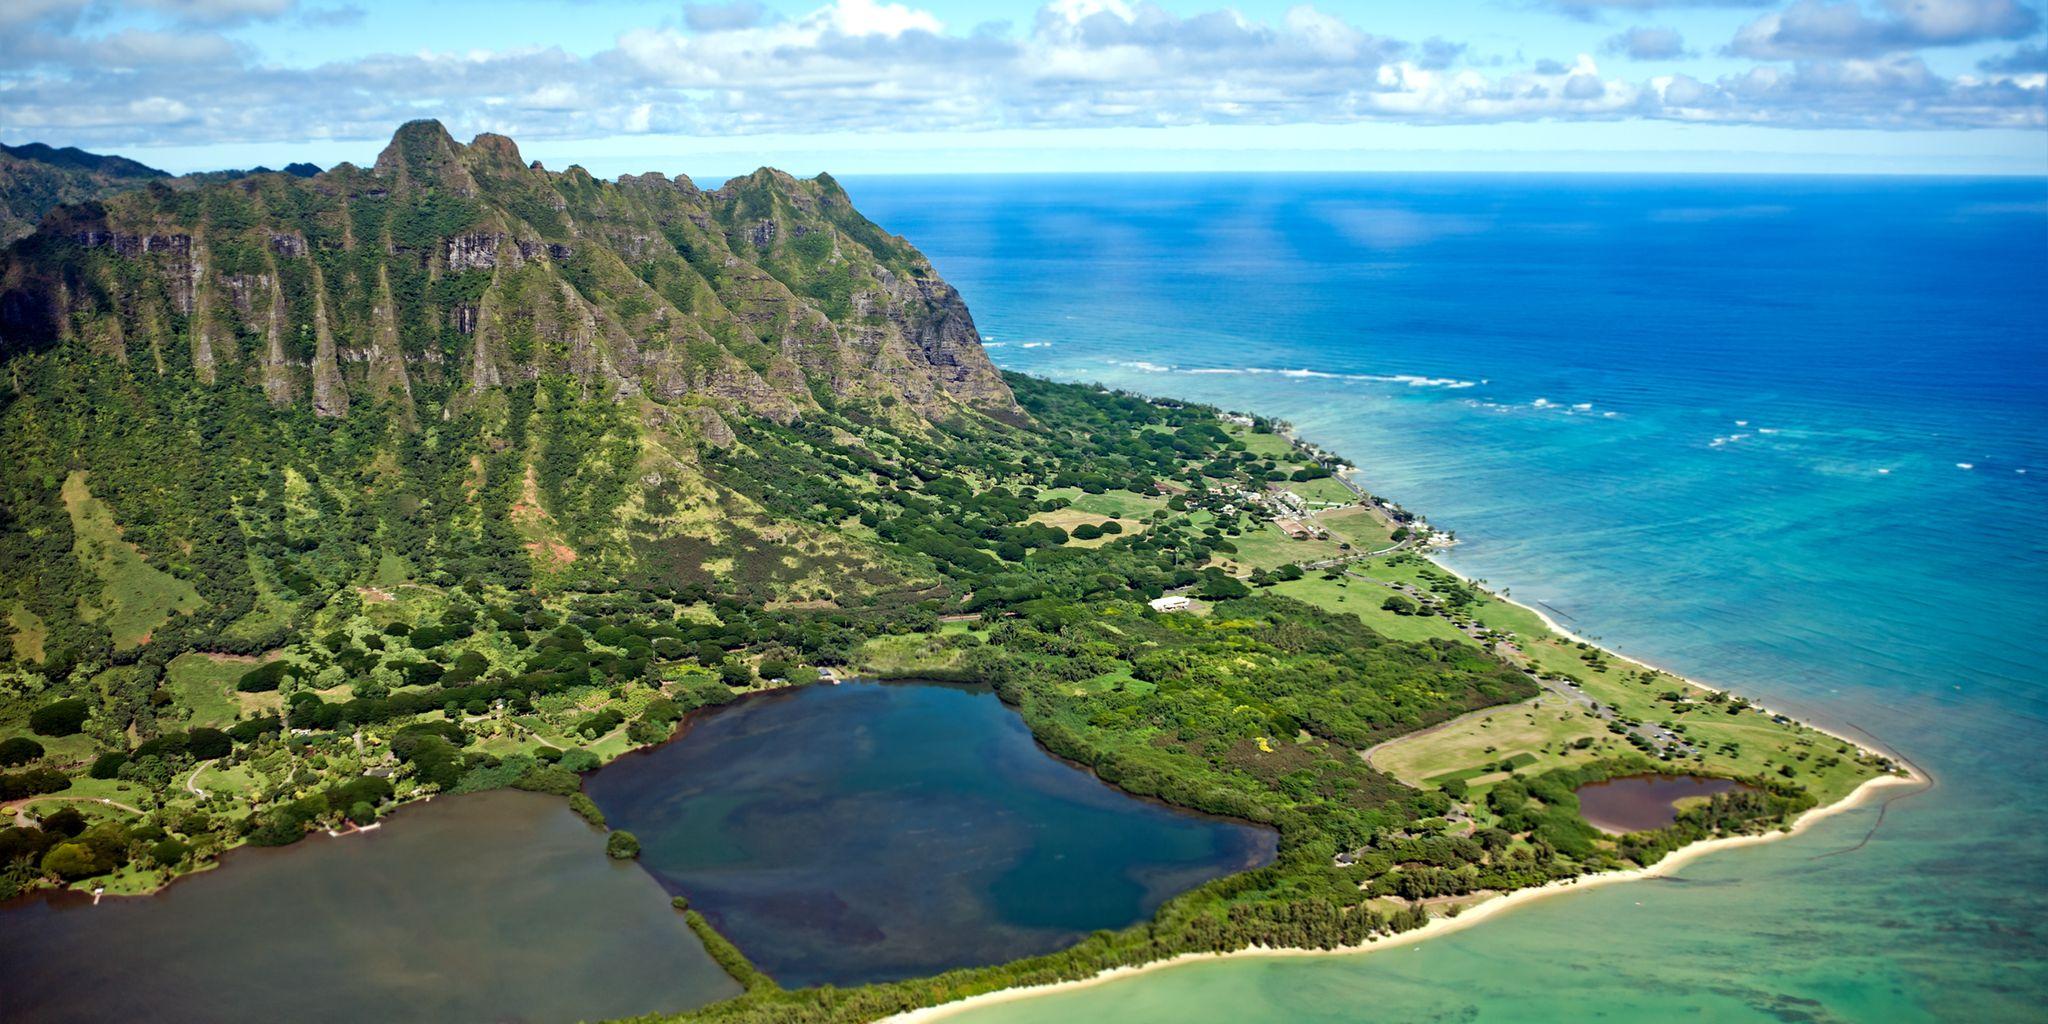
[1149,595,1193,613]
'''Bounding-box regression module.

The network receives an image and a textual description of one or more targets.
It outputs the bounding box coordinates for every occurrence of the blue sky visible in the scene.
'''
[2,0,2043,175]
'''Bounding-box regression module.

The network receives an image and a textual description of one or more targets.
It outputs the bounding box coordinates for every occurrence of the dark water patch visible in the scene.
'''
[1575,773,1752,834]
[0,789,740,1023]
[582,680,1278,987]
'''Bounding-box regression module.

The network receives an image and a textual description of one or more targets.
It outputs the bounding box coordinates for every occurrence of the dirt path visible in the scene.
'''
[5,794,145,828]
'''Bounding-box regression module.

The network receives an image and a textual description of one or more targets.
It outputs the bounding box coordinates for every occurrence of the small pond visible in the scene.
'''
[0,789,741,1023]
[1574,773,1753,834]
[583,680,1279,987]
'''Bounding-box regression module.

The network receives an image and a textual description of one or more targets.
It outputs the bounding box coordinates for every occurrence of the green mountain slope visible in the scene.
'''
[0,142,171,245]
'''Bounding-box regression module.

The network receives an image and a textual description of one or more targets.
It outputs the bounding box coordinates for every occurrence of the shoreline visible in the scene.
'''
[883,767,1920,1024]
[1420,548,1916,772]
[880,424,1923,1024]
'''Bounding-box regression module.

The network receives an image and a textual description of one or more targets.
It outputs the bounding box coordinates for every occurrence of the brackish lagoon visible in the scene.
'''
[0,789,740,1023]
[583,680,1279,988]
[1573,774,1748,834]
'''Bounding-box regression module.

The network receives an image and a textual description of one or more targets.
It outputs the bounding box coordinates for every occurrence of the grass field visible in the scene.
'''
[1269,574,1470,645]
[2,600,46,663]
[1290,476,1359,504]
[1036,488,1166,519]
[1345,555,1888,805]
[1028,508,1148,549]
[858,633,968,676]
[62,471,204,650]
[165,653,256,729]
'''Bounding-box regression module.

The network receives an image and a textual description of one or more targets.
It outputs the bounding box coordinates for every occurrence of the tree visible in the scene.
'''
[0,737,44,767]
[1195,569,1249,600]
[89,752,129,779]
[29,698,90,736]
[606,829,641,860]
[41,841,105,881]
[1382,595,1417,616]
[148,838,192,866]
[187,728,232,760]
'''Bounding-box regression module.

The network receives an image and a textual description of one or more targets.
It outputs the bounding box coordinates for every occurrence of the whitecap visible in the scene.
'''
[1736,420,1749,427]
[1020,341,1052,349]
[1878,468,1892,475]
[1957,463,1975,470]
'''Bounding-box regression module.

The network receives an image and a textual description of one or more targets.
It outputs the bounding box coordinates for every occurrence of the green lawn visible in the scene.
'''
[1037,487,1165,519]
[1224,424,1296,460]
[1268,575,1469,645]
[1289,476,1358,504]
[165,652,258,729]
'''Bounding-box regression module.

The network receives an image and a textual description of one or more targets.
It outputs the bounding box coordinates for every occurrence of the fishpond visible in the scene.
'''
[582,680,1280,987]
[0,789,740,1023]
[1573,774,1751,835]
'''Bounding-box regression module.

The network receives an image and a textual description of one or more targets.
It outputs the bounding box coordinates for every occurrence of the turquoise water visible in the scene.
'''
[582,681,1275,988]
[845,174,2048,1021]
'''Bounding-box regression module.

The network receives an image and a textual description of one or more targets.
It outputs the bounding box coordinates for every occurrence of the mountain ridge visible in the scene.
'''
[0,120,1019,427]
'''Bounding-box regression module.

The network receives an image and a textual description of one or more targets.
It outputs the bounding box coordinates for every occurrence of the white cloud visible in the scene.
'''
[1606,25,1692,59]
[1729,0,2041,59]
[0,0,2040,149]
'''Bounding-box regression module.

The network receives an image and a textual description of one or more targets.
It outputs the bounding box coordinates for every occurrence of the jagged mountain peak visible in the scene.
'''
[0,123,1021,427]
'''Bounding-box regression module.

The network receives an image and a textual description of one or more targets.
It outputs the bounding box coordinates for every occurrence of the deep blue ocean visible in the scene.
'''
[845,174,2048,1021]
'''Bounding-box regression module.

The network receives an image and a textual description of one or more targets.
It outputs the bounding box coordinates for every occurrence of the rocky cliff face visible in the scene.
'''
[0,121,1019,425]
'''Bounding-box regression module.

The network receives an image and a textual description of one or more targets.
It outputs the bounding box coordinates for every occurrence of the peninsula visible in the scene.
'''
[0,124,1906,1024]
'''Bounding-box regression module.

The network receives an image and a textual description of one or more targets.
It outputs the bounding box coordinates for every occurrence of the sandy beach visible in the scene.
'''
[882,514,1924,1024]
[883,766,1920,1023]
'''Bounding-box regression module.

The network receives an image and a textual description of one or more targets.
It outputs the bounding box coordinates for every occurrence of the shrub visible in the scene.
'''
[606,829,640,860]
[187,728,232,760]
[569,793,606,828]
[0,737,44,767]
[29,698,90,736]
[1381,595,1417,615]
[89,752,129,779]
[235,662,291,693]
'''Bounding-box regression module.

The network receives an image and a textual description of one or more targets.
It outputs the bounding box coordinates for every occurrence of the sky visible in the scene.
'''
[1,0,2044,176]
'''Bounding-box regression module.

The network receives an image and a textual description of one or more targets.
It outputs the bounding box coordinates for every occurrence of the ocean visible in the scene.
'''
[843,173,2048,1022]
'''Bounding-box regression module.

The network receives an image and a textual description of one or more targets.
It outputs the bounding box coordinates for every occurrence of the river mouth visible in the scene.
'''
[1574,773,1755,835]
[583,679,1280,988]
[0,788,741,1024]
